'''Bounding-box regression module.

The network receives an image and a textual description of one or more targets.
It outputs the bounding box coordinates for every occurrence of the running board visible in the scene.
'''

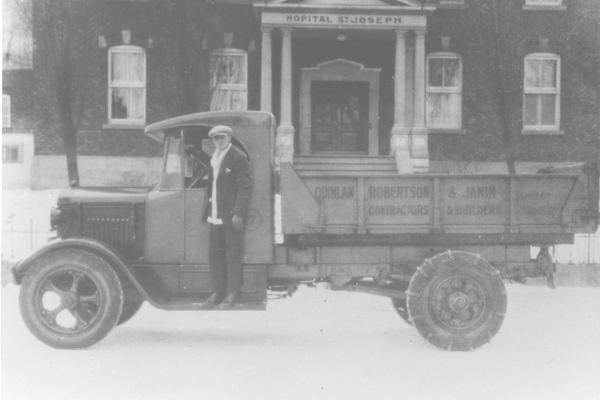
[149,299,266,311]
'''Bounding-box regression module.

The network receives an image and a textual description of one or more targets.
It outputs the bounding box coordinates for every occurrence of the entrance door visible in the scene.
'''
[311,81,369,153]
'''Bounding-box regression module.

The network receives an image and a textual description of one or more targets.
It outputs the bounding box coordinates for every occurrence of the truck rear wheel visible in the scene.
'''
[19,249,123,349]
[407,251,507,351]
[116,301,143,326]
[391,298,412,326]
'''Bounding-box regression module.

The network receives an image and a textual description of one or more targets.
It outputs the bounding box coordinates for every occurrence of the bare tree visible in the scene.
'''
[466,0,525,174]
[13,0,96,186]
[3,0,33,70]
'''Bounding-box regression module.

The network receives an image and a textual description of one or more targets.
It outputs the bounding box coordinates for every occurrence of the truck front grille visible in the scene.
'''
[81,207,135,248]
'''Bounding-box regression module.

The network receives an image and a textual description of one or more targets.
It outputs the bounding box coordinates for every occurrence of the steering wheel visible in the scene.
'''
[186,150,211,188]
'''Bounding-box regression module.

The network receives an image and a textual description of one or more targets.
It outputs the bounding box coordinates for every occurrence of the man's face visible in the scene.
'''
[212,134,231,151]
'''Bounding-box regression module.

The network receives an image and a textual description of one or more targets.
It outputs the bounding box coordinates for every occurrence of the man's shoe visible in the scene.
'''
[201,293,220,308]
[218,293,239,309]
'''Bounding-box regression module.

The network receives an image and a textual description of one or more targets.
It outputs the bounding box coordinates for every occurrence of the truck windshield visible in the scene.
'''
[160,135,184,190]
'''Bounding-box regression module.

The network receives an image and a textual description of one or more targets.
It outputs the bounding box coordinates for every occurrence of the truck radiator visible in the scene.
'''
[81,206,136,248]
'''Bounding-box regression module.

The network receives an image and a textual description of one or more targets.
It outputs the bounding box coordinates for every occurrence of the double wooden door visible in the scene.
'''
[311,81,369,153]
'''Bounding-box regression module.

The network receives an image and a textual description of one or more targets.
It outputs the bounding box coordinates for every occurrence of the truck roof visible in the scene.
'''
[144,111,276,142]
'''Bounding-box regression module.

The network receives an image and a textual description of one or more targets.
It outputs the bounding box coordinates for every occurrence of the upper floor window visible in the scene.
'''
[523,53,560,131]
[438,0,464,7]
[210,48,247,111]
[2,94,10,128]
[526,0,562,5]
[426,52,462,130]
[523,0,565,10]
[108,46,146,125]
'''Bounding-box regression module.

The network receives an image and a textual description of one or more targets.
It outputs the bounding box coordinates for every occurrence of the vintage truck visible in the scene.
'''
[12,111,599,351]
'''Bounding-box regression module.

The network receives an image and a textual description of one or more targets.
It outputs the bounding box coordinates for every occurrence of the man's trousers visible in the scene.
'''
[208,224,244,294]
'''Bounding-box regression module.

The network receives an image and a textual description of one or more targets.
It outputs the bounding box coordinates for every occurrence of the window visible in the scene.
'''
[161,135,184,190]
[525,0,562,5]
[523,53,560,131]
[523,0,565,10]
[108,46,146,125]
[426,52,462,130]
[3,143,23,163]
[2,94,10,128]
[210,48,247,111]
[438,0,465,7]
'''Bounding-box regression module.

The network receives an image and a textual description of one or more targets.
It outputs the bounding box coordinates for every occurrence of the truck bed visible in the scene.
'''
[280,162,598,241]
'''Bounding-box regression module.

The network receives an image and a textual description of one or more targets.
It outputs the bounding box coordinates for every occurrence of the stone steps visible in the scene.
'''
[293,155,398,176]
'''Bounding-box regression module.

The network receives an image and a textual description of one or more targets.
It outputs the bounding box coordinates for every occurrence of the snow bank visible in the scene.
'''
[2,189,61,261]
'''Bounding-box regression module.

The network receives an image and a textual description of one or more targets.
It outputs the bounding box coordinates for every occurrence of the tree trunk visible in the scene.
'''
[64,135,80,187]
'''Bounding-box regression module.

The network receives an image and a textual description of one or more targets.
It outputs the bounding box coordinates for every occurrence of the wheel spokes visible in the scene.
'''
[37,268,102,333]
[42,280,67,297]
[69,271,85,292]
[41,304,67,327]
[72,309,91,330]
[79,292,101,306]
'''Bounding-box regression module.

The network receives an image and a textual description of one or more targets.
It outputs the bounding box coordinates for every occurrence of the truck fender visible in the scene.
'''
[11,238,151,301]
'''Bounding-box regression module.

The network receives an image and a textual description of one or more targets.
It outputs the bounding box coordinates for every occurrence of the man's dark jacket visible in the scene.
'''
[202,146,252,224]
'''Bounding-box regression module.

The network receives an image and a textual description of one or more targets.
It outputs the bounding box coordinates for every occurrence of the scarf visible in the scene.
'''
[208,143,231,224]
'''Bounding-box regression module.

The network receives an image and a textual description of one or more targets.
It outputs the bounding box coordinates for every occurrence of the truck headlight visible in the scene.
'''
[50,207,62,231]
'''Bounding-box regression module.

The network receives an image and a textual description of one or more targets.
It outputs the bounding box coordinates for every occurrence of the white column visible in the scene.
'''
[277,27,295,165]
[411,29,429,171]
[260,27,273,113]
[390,29,412,174]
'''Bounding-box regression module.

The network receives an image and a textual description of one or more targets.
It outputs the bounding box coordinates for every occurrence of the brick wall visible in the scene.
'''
[29,0,600,165]
[31,1,258,159]
[427,1,600,163]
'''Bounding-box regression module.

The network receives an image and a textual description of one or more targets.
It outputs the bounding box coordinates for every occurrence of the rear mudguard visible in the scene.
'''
[11,238,151,301]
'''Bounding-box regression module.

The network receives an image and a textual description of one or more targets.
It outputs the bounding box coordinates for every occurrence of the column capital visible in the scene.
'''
[261,27,273,33]
[414,29,428,37]
[281,27,293,34]
[395,29,409,38]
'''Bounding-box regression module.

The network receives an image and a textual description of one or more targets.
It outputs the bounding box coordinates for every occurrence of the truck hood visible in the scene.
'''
[58,186,153,205]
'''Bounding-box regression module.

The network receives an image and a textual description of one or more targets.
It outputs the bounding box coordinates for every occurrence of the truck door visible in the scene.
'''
[145,134,186,262]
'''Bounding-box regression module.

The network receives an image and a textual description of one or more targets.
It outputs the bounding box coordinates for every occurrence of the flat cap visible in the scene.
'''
[208,125,233,138]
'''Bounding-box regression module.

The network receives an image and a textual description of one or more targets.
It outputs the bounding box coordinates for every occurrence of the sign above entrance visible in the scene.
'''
[262,12,426,29]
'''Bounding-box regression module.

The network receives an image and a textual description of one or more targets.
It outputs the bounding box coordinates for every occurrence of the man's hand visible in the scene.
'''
[232,215,244,232]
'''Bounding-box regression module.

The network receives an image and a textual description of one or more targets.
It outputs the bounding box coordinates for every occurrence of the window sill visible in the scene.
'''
[521,129,564,135]
[429,128,466,134]
[522,5,567,11]
[436,3,467,10]
[102,124,145,131]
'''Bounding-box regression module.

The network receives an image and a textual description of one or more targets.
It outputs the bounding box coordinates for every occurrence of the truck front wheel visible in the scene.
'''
[19,249,123,349]
[407,251,507,351]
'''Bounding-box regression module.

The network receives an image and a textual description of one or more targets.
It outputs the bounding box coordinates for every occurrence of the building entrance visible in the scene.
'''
[311,81,369,153]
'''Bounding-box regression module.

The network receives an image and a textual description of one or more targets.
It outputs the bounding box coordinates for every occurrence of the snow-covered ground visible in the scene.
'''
[2,189,600,399]
[2,283,600,400]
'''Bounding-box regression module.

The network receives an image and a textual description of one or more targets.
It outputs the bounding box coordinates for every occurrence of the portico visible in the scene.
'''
[255,0,433,173]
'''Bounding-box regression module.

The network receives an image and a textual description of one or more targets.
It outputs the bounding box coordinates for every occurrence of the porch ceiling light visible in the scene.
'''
[441,36,450,51]
[122,30,131,45]
[337,34,347,42]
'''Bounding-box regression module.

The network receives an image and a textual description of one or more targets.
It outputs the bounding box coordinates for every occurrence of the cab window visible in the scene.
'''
[160,135,184,190]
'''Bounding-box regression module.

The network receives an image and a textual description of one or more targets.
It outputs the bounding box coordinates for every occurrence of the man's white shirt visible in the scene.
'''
[207,143,232,225]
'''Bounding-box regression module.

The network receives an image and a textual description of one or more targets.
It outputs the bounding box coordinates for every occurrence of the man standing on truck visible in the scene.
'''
[202,125,252,309]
